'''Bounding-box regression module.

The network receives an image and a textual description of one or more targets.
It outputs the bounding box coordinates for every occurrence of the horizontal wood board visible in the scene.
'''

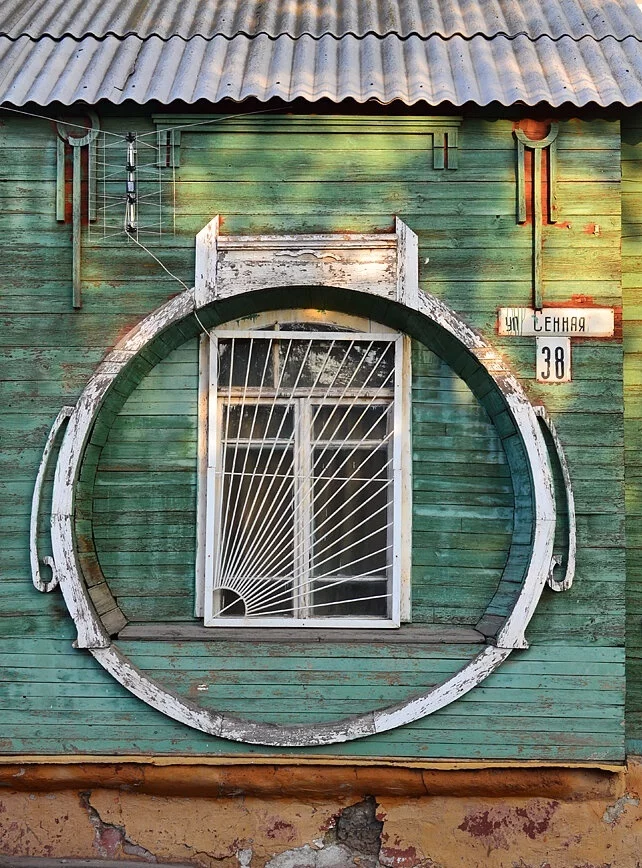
[622,116,642,755]
[91,338,516,627]
[0,110,624,760]
[0,637,625,760]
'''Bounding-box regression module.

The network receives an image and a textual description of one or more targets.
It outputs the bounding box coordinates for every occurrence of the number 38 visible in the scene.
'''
[537,339,571,383]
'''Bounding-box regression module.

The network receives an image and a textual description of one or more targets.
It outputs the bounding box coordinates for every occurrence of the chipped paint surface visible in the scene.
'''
[602,793,640,825]
[457,800,559,848]
[42,221,561,747]
[0,760,641,867]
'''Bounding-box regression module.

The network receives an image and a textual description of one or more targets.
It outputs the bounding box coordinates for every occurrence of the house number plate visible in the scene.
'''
[536,337,571,383]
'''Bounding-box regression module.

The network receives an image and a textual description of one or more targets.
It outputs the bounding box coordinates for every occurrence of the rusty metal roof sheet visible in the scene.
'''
[3,0,642,41]
[1,0,642,107]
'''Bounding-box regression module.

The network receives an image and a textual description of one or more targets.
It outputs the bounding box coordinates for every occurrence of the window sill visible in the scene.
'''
[117,623,486,644]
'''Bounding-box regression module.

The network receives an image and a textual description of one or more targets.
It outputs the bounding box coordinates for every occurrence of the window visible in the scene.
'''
[197,313,411,628]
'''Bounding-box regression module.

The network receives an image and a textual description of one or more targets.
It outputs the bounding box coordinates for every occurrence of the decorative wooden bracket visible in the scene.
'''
[152,115,462,170]
[30,406,74,592]
[56,112,100,309]
[514,124,559,311]
[534,406,576,592]
[195,215,418,309]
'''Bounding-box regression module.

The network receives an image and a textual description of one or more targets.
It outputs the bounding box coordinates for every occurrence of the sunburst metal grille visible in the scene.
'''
[203,330,403,627]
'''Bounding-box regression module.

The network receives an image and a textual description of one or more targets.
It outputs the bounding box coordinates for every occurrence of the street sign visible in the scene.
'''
[498,307,614,337]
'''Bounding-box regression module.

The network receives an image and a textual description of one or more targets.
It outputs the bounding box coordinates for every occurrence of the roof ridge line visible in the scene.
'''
[1,30,642,45]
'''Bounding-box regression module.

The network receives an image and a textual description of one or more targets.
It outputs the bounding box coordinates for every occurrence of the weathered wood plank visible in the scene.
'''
[0,113,627,759]
[118,624,485,643]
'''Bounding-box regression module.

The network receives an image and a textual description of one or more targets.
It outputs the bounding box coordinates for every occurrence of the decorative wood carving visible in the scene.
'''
[535,406,576,592]
[30,406,73,593]
[152,116,462,170]
[33,217,575,746]
[514,123,560,311]
[55,112,100,309]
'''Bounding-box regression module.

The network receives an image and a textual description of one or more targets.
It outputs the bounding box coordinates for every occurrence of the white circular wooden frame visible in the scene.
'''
[45,220,559,747]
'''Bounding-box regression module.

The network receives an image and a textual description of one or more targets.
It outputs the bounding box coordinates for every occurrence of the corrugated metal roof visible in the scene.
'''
[3,0,642,41]
[1,0,642,107]
[2,32,641,108]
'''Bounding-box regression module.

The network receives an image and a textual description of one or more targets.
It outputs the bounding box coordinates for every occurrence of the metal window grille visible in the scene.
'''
[203,330,403,627]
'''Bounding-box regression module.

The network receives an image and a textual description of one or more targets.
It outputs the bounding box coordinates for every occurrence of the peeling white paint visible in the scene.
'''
[30,406,74,593]
[39,220,565,746]
[535,406,576,592]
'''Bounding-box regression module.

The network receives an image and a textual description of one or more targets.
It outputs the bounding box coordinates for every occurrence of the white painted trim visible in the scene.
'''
[534,406,576,592]
[31,406,74,593]
[91,645,224,736]
[197,313,412,626]
[416,293,556,650]
[220,235,397,249]
[197,618,401,629]
[390,334,404,627]
[195,215,219,307]
[202,328,403,628]
[373,646,513,734]
[90,642,512,748]
[396,216,419,310]
[203,333,221,626]
[194,334,210,617]
[51,289,196,649]
[42,222,559,744]
[213,329,397,341]
[399,335,413,622]
[196,217,416,306]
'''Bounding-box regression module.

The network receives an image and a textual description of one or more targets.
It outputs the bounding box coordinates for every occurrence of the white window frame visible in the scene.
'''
[195,310,412,628]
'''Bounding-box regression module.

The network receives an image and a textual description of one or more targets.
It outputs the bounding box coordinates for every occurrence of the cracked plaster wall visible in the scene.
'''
[1,761,642,868]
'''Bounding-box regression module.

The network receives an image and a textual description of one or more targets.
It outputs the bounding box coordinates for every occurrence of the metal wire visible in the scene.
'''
[210,332,397,621]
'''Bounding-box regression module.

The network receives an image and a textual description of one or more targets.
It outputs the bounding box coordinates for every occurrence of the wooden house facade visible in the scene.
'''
[1,1,642,865]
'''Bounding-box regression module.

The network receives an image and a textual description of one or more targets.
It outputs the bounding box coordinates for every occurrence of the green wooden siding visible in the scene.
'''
[411,345,514,624]
[0,636,624,759]
[92,337,513,627]
[92,340,200,622]
[622,117,642,755]
[0,110,625,760]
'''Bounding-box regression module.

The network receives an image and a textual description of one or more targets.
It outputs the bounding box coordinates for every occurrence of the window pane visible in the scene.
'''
[217,581,295,618]
[311,580,389,618]
[312,447,390,578]
[279,339,342,389]
[217,588,246,617]
[223,404,294,440]
[313,404,390,442]
[337,342,394,389]
[218,446,295,582]
[218,339,273,387]
[244,580,295,616]
[279,339,394,391]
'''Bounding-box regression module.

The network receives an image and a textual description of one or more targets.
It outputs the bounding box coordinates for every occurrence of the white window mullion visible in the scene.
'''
[204,335,221,624]
[390,335,404,627]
